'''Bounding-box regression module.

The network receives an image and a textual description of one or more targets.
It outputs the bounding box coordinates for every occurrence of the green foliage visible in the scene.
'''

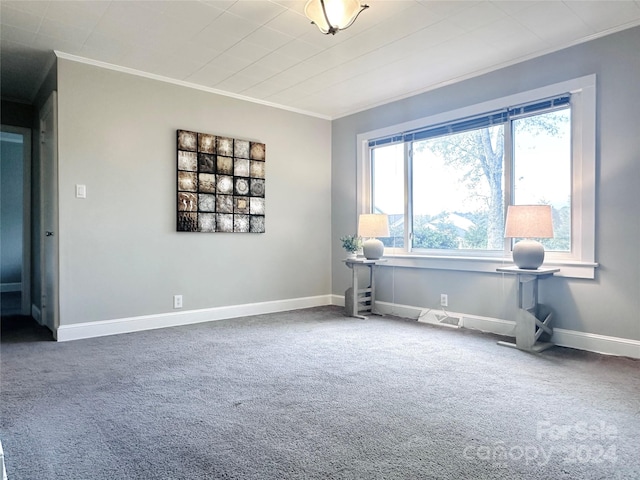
[412,215,458,249]
[413,227,458,249]
[513,109,568,137]
[543,204,571,251]
[461,216,488,249]
[340,235,362,253]
[414,126,505,249]
[380,215,405,248]
[410,109,570,251]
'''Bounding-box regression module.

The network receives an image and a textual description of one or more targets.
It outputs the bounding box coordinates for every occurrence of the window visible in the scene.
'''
[512,108,571,253]
[358,76,597,278]
[371,142,405,247]
[409,121,507,252]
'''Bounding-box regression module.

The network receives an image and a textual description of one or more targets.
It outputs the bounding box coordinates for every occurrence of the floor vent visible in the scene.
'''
[417,309,461,329]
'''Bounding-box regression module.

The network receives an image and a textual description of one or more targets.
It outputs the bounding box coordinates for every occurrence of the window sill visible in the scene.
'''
[378,253,598,279]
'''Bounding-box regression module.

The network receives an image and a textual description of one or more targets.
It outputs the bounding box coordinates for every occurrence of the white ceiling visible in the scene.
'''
[2,0,640,119]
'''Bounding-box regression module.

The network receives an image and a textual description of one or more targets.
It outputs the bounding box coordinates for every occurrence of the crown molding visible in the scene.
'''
[54,51,332,121]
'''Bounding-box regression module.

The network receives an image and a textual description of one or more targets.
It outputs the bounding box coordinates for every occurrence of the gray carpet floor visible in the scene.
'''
[1,305,639,479]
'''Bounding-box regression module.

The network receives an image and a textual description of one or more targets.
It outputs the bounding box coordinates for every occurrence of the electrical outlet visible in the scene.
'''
[75,184,86,198]
[440,294,448,307]
[173,295,183,309]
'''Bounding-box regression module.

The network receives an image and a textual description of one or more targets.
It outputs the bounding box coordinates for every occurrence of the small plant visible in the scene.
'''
[340,234,362,253]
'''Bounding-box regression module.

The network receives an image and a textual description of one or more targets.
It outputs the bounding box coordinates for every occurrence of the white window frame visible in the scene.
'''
[357,75,597,279]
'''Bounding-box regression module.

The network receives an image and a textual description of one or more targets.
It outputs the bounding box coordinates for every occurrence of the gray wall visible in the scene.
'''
[56,59,331,325]
[332,27,640,341]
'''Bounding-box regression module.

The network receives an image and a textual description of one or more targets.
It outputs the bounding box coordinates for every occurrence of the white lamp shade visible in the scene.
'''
[504,205,553,239]
[504,205,554,269]
[358,214,389,260]
[304,0,365,34]
[358,214,390,238]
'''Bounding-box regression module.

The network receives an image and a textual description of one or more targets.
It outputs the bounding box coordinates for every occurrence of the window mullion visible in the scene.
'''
[405,141,413,252]
[503,119,514,256]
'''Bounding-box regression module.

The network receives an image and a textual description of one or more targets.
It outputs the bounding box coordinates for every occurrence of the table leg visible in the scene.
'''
[351,265,362,319]
[498,273,555,353]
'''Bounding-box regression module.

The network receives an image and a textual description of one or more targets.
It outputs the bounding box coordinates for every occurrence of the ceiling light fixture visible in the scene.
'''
[304,0,369,35]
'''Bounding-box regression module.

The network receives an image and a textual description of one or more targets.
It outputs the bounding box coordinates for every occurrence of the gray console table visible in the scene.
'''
[343,258,385,319]
[496,266,560,352]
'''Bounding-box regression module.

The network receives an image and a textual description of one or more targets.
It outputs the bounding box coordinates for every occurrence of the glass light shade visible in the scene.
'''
[304,0,367,35]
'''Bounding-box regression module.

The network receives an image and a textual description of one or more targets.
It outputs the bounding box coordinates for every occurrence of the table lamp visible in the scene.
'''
[504,205,554,269]
[358,214,389,260]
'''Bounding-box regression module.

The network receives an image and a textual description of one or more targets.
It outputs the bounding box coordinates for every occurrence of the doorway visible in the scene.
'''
[0,125,31,317]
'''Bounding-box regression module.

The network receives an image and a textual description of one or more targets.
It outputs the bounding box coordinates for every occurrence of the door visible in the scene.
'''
[40,92,59,334]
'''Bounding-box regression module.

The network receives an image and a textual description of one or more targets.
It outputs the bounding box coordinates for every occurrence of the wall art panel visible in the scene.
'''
[177,129,265,233]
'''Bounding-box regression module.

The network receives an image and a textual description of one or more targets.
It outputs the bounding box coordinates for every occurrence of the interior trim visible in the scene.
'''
[330,295,640,359]
[57,294,640,358]
[55,295,333,342]
[54,51,331,121]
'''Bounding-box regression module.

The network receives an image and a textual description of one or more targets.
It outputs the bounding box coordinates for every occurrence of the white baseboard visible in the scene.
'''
[55,294,640,359]
[330,294,343,307]
[552,328,640,359]
[56,295,333,342]
[335,296,640,359]
[461,314,516,337]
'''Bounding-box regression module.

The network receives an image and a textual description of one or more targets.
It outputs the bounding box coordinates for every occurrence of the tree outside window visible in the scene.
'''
[371,105,571,254]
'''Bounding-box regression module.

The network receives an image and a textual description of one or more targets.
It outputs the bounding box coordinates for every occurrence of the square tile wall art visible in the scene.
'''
[177,129,265,233]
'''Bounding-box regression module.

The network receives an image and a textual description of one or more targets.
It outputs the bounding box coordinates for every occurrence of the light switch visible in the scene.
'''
[76,184,87,198]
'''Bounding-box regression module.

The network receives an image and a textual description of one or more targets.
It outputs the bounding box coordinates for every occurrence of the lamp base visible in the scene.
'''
[512,239,545,269]
[362,238,384,260]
